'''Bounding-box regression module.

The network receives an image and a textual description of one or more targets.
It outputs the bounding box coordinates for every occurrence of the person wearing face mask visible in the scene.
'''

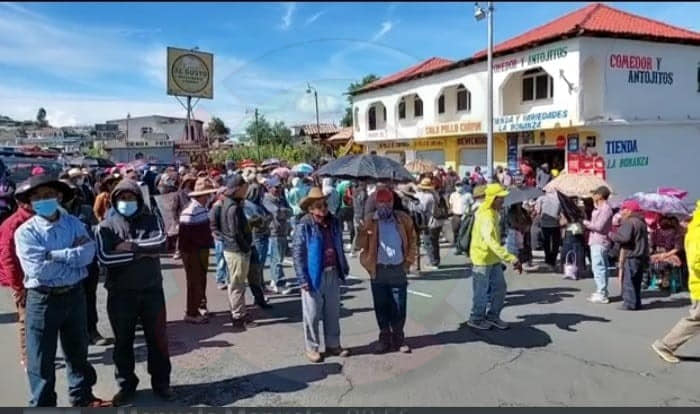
[263,175,293,294]
[293,187,350,363]
[357,188,417,354]
[179,178,218,324]
[449,182,474,255]
[59,179,110,347]
[95,179,172,406]
[13,175,109,407]
[68,168,96,210]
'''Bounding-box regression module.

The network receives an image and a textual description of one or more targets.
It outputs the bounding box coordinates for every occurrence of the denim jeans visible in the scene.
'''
[214,239,229,285]
[469,264,507,323]
[107,287,171,393]
[25,285,97,407]
[590,244,610,297]
[268,236,287,286]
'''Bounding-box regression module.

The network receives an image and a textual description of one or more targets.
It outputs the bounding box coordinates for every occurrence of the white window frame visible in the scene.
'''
[522,68,553,102]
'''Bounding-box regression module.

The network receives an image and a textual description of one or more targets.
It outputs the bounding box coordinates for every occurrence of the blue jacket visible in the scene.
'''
[293,214,349,291]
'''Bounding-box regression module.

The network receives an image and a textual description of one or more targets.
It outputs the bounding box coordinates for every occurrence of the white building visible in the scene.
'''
[351,3,700,200]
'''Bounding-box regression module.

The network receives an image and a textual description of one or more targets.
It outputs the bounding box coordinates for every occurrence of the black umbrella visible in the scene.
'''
[504,186,543,207]
[314,154,414,182]
[556,190,585,222]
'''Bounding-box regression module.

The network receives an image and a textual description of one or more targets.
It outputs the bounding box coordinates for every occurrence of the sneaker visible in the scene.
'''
[172,252,181,260]
[467,319,492,330]
[280,286,295,295]
[588,293,610,304]
[652,340,680,364]
[268,282,280,294]
[326,347,350,357]
[217,283,228,290]
[89,331,112,346]
[306,350,323,363]
[398,344,412,354]
[112,389,136,407]
[198,307,210,317]
[487,318,509,330]
[153,387,176,401]
[184,314,208,324]
[424,265,440,271]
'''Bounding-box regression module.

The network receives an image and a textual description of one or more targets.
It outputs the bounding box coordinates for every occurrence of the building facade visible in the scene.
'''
[351,3,700,199]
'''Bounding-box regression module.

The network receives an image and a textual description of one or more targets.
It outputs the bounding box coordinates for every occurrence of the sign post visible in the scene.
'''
[167,46,214,166]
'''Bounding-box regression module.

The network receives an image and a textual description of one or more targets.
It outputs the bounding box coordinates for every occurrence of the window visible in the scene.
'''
[368,107,376,130]
[140,126,153,135]
[697,64,700,92]
[414,96,423,117]
[522,68,553,102]
[398,99,406,119]
[438,94,445,114]
[354,107,359,131]
[457,85,471,111]
[382,106,386,122]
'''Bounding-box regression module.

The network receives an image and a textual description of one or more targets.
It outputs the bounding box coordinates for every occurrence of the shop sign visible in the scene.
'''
[556,135,566,148]
[413,138,446,150]
[492,44,568,73]
[567,134,579,152]
[605,139,649,169]
[423,121,482,137]
[378,141,410,150]
[609,54,673,85]
[457,136,487,146]
[567,152,606,179]
[167,47,214,99]
[494,109,568,132]
[367,130,386,139]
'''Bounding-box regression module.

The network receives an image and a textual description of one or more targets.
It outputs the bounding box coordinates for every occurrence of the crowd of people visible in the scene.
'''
[0,155,698,407]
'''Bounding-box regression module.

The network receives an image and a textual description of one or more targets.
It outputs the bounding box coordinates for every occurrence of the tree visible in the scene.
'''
[244,114,273,145]
[270,121,292,146]
[206,117,230,142]
[36,107,48,127]
[340,74,380,127]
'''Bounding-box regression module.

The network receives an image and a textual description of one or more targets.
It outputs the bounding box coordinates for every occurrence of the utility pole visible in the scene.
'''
[255,108,261,162]
[487,1,494,182]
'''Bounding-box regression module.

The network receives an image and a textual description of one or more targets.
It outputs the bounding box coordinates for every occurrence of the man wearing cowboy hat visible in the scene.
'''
[416,177,444,270]
[293,187,350,363]
[179,177,219,324]
[14,175,109,407]
[95,178,172,405]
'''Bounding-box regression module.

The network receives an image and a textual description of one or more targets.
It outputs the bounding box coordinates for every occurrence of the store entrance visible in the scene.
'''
[521,146,565,172]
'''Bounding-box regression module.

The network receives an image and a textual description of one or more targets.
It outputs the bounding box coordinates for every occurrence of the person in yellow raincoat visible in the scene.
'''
[652,201,700,363]
[466,184,522,331]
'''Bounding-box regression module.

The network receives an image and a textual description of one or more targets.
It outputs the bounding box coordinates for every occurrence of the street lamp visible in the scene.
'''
[306,83,321,145]
[475,1,494,182]
[245,108,261,161]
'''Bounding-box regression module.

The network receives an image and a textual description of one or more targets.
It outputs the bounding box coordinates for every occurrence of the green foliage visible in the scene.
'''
[340,74,380,127]
[211,142,325,165]
[206,117,230,142]
[243,115,292,146]
[83,145,106,158]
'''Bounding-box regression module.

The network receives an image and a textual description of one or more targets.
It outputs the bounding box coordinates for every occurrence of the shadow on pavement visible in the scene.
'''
[505,287,580,307]
[254,297,374,326]
[415,268,471,281]
[349,312,609,355]
[169,362,343,406]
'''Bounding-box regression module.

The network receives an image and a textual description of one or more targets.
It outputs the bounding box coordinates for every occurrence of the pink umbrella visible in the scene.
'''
[657,187,688,200]
[271,167,291,180]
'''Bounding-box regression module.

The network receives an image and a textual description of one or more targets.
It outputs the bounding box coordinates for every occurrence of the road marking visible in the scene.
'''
[408,289,433,298]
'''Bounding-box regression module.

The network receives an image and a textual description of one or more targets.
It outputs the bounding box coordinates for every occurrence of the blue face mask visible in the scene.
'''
[117,200,138,217]
[31,198,59,218]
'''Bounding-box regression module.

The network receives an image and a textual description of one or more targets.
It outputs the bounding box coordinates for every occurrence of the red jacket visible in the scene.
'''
[0,207,33,292]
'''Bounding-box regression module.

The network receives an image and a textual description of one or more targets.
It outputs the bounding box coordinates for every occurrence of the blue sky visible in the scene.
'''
[0,1,698,132]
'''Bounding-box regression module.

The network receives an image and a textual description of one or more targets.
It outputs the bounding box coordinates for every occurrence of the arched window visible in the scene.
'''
[522,68,553,101]
[438,94,445,114]
[457,85,471,111]
[398,98,406,119]
[414,96,423,117]
[368,107,377,131]
[383,106,386,122]
[354,107,360,131]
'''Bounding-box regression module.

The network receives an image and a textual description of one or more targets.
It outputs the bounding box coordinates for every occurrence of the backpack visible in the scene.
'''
[456,212,476,254]
[432,194,450,220]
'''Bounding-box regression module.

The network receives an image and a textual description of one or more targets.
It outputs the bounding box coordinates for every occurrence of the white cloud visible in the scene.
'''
[371,21,394,42]
[304,10,325,26]
[280,3,296,30]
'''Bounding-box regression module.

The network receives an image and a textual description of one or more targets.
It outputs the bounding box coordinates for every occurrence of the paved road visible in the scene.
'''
[1,244,700,407]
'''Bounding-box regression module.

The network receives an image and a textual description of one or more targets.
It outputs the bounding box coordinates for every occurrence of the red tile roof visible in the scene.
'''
[354,57,454,94]
[299,123,341,136]
[327,127,353,142]
[474,3,700,58]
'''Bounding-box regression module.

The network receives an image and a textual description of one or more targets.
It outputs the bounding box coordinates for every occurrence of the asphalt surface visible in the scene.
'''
[1,240,700,407]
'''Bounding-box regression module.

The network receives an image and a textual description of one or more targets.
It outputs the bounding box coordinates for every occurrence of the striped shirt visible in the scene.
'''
[179,199,214,251]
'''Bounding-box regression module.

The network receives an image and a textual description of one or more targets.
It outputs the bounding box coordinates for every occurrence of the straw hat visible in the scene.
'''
[300,187,328,211]
[417,177,434,190]
[180,174,197,189]
[68,167,85,178]
[189,177,218,197]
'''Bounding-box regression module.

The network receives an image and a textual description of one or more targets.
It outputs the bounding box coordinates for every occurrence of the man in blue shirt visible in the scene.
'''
[14,175,108,407]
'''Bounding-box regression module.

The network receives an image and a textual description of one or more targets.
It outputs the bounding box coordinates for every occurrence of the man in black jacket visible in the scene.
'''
[610,200,649,311]
[96,179,173,406]
[219,174,257,330]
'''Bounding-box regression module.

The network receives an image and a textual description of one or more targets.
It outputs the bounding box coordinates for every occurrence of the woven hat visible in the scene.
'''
[68,167,85,178]
[300,187,328,211]
[417,177,434,190]
[180,174,197,189]
[189,177,218,197]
